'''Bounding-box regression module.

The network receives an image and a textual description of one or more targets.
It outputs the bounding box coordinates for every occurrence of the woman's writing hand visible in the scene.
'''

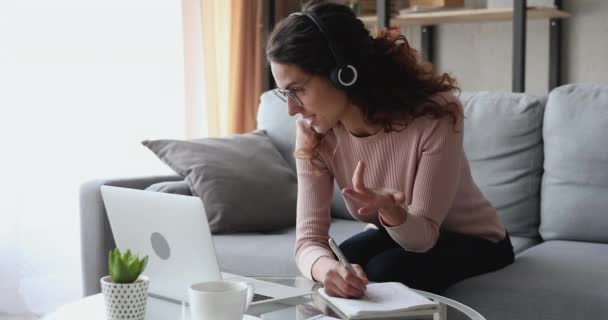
[314,257,368,299]
[342,160,408,226]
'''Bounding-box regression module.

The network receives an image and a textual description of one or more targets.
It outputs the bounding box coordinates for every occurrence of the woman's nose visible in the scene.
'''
[287,99,301,116]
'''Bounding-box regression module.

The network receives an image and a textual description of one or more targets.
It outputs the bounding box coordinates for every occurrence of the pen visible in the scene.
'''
[328,238,368,298]
[328,238,355,274]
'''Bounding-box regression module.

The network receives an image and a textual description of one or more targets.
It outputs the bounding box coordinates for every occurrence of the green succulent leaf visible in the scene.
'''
[108,249,121,281]
[108,248,149,284]
[139,256,148,274]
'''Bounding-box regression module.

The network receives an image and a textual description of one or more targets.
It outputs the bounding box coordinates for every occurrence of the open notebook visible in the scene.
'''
[318,282,440,319]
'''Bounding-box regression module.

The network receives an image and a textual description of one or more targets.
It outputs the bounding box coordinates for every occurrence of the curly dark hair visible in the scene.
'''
[266,1,462,162]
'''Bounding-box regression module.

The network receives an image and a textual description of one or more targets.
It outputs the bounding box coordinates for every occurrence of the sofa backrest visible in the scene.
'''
[256,91,297,172]
[460,91,546,239]
[257,91,353,220]
[540,83,608,243]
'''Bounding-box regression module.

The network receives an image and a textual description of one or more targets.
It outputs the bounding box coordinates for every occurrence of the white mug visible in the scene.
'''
[188,280,254,320]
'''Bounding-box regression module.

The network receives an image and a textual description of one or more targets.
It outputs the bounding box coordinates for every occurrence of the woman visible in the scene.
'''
[266,1,514,298]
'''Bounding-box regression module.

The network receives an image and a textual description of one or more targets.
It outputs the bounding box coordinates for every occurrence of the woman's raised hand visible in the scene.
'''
[341,160,408,226]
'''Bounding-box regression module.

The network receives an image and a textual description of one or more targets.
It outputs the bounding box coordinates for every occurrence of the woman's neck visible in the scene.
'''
[340,106,383,138]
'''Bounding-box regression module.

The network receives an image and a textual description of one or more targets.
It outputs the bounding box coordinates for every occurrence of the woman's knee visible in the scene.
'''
[364,251,403,282]
[364,250,448,293]
[338,229,392,265]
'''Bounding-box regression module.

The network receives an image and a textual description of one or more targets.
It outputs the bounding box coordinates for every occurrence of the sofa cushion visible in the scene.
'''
[212,219,366,276]
[443,240,608,320]
[509,236,541,254]
[145,180,192,196]
[460,91,546,238]
[141,130,298,233]
[257,91,354,220]
[540,84,608,242]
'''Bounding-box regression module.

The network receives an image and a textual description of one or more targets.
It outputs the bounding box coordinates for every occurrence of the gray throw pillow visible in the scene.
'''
[146,180,192,196]
[141,130,297,234]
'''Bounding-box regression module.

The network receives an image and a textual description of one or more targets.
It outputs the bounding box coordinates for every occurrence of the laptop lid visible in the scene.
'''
[100,185,222,302]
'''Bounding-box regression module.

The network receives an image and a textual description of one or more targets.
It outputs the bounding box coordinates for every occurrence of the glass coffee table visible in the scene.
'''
[43,276,485,320]
[244,276,485,320]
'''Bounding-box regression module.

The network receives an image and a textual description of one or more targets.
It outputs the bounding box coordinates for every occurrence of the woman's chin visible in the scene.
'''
[312,125,328,134]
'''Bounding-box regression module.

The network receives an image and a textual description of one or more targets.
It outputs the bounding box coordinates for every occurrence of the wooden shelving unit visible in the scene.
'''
[359,7,570,26]
[369,1,571,93]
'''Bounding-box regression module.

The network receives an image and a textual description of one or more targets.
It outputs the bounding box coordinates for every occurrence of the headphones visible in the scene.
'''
[290,11,358,87]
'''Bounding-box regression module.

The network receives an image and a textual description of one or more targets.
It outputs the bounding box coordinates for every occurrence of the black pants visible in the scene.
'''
[339,227,515,294]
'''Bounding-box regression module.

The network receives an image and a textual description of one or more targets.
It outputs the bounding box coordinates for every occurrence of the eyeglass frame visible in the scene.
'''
[272,76,313,108]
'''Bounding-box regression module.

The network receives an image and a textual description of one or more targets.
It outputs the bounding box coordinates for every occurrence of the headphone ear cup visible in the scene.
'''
[329,67,342,88]
[331,65,357,87]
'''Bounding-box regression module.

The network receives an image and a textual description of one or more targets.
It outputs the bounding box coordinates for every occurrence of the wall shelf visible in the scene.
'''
[359,7,570,27]
[370,1,571,92]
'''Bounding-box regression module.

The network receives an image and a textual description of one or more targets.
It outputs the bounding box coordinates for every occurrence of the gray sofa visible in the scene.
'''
[80,83,608,320]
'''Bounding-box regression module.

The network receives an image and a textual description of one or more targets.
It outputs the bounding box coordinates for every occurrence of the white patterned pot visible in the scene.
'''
[100,275,149,320]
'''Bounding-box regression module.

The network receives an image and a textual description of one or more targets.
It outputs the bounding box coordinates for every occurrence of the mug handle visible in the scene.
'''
[243,283,255,312]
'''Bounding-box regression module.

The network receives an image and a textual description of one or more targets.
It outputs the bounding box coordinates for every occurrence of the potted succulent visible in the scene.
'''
[100,248,149,320]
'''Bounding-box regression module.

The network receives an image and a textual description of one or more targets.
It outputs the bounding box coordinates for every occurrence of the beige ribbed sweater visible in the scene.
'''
[294,95,507,280]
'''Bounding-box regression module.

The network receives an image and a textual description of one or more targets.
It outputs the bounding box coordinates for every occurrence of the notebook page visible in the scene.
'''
[318,282,438,317]
[306,315,341,320]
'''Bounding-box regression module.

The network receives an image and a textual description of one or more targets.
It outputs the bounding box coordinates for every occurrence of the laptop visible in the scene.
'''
[100,185,313,305]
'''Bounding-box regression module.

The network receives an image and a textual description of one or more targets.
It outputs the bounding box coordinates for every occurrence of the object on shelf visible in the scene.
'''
[487,0,555,8]
[408,0,464,12]
[347,0,409,17]
[359,7,570,27]
[465,0,487,9]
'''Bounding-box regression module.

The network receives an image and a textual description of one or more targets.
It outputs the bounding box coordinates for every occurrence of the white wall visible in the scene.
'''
[0,0,186,315]
[561,1,608,86]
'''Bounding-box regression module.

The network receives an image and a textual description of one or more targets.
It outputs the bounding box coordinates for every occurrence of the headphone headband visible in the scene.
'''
[290,12,345,68]
[289,11,358,87]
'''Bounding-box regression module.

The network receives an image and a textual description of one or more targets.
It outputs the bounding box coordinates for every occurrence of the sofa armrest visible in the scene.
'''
[79,174,182,296]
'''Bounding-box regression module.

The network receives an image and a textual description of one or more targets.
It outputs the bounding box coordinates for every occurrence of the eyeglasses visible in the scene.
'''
[272,76,312,108]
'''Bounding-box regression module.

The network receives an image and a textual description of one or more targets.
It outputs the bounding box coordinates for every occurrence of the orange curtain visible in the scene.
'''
[227,0,265,134]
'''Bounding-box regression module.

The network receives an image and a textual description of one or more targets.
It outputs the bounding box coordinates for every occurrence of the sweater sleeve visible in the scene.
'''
[381,115,464,252]
[293,124,336,280]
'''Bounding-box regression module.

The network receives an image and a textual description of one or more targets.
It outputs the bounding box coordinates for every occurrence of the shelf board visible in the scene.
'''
[359,7,571,26]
